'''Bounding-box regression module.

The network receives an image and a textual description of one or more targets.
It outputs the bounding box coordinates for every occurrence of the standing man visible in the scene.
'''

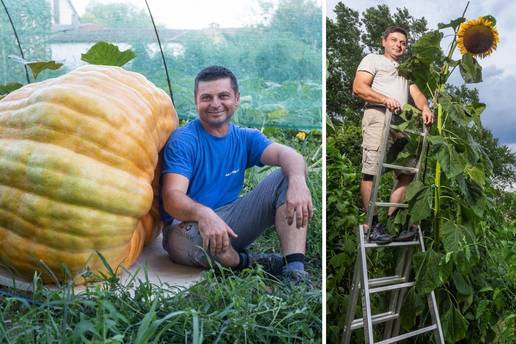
[160,66,313,283]
[352,26,434,244]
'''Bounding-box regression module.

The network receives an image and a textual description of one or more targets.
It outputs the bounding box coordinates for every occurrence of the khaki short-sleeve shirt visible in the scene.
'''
[357,54,410,106]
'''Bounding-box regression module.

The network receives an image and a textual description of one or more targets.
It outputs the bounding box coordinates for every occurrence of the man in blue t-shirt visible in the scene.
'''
[160,66,313,283]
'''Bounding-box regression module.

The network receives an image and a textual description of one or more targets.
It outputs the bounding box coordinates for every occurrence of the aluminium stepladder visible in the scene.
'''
[341,108,445,344]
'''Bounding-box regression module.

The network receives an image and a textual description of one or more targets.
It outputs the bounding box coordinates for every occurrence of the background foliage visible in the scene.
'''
[0,0,321,129]
[326,3,515,343]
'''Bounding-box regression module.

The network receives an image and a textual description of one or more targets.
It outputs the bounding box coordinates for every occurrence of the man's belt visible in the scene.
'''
[364,104,386,111]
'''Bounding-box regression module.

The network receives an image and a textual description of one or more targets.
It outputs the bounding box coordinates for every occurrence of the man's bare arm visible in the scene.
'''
[353,71,401,112]
[162,173,237,255]
[409,84,434,125]
[260,143,313,228]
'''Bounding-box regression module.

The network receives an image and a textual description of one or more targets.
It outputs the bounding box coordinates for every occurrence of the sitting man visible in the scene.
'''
[160,65,313,282]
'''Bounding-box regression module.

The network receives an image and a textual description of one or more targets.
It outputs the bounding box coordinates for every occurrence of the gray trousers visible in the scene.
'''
[162,169,288,267]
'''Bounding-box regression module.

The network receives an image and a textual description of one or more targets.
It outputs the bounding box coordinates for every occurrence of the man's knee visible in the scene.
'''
[163,222,210,268]
[269,169,288,207]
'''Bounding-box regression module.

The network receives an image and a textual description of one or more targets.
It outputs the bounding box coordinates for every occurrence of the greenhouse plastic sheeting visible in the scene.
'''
[0,0,321,129]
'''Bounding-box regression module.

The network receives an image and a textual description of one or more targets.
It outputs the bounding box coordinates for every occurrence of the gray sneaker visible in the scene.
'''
[368,223,392,244]
[281,269,313,288]
[393,225,418,242]
[247,252,285,276]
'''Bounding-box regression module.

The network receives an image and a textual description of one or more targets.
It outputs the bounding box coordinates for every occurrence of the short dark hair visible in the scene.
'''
[382,26,408,40]
[194,66,239,96]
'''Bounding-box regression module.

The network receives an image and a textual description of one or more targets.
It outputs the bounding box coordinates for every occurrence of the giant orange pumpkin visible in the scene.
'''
[0,65,178,283]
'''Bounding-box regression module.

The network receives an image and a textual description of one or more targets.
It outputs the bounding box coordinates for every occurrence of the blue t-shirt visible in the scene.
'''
[160,119,272,223]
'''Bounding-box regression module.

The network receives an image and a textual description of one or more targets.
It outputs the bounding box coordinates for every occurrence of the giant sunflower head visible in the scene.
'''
[457,17,499,58]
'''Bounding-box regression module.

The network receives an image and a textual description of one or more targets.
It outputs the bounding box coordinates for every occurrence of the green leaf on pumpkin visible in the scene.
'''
[8,55,63,79]
[81,41,135,67]
[0,82,23,95]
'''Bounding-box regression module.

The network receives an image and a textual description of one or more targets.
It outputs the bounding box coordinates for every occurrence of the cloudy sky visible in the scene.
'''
[71,0,321,29]
[327,0,516,151]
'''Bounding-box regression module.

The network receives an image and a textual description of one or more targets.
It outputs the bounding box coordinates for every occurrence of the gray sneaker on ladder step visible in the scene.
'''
[368,223,392,244]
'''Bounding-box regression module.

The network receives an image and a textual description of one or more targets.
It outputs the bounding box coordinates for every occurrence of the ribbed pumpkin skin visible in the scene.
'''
[0,65,177,283]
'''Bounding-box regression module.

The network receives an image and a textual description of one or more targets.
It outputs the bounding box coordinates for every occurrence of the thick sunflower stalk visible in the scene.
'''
[432,14,499,238]
[395,6,506,343]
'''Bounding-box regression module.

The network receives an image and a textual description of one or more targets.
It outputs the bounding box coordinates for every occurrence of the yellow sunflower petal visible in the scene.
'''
[457,17,499,58]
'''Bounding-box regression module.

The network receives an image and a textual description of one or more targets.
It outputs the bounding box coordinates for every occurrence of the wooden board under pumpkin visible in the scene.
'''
[0,234,203,292]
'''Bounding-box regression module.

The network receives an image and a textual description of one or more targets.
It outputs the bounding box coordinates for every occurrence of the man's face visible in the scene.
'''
[382,32,407,60]
[195,78,240,129]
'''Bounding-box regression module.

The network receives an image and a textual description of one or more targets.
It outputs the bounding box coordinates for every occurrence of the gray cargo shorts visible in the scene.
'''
[162,169,288,268]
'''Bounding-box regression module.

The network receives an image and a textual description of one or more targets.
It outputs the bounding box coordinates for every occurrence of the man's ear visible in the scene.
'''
[235,91,240,106]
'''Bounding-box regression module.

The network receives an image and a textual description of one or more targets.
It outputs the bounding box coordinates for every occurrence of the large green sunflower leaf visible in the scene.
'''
[441,222,465,253]
[81,41,135,67]
[399,287,417,330]
[459,54,482,83]
[408,184,433,223]
[452,270,473,296]
[435,140,466,179]
[413,249,446,295]
[405,180,426,202]
[465,164,485,188]
[438,18,466,30]
[442,306,468,343]
[398,31,443,97]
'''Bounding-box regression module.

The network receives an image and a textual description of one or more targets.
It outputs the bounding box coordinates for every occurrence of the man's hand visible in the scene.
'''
[421,106,434,126]
[382,96,401,113]
[285,176,313,229]
[197,209,238,256]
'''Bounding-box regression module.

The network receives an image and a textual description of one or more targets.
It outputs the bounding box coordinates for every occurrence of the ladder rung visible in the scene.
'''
[382,163,418,174]
[369,282,415,294]
[375,202,408,208]
[391,128,425,136]
[376,325,437,344]
[365,240,420,248]
[368,275,405,288]
[350,311,399,330]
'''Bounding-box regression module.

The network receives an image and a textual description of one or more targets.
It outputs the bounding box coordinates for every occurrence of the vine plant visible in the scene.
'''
[393,6,513,343]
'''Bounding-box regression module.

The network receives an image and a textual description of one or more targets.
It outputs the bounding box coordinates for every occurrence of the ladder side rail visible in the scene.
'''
[417,226,445,343]
[366,108,393,229]
[342,247,362,344]
[358,225,375,343]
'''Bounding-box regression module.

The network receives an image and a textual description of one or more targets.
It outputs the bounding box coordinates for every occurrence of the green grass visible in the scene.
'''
[0,128,322,343]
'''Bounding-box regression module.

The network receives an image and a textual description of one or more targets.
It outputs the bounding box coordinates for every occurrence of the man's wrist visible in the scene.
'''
[288,174,307,186]
[191,202,214,222]
[380,96,387,105]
